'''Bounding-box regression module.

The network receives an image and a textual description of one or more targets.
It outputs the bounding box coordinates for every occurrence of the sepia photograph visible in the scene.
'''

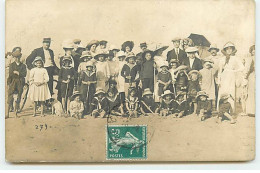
[5,0,255,162]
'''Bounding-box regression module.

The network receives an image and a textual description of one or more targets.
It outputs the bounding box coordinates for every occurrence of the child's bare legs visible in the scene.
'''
[40,101,44,117]
[193,102,197,114]
[67,99,71,115]
[33,101,37,117]
[224,112,236,124]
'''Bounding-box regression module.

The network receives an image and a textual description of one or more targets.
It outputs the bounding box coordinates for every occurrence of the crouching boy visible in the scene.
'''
[91,88,108,118]
[140,88,159,116]
[196,91,212,121]
[159,90,175,116]
[172,92,189,118]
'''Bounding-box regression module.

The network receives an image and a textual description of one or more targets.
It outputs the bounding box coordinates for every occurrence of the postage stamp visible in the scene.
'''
[106,125,147,160]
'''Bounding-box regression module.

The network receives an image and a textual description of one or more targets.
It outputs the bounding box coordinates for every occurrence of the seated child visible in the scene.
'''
[159,90,175,116]
[91,88,108,118]
[187,70,201,114]
[69,91,84,119]
[217,93,236,124]
[196,91,212,121]
[107,88,123,116]
[125,87,140,118]
[157,63,172,96]
[140,88,159,116]
[172,91,189,118]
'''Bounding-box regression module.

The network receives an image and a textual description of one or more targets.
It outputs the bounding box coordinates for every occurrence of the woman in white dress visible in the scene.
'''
[217,42,244,112]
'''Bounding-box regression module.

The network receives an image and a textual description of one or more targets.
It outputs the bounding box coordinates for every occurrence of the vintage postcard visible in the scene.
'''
[5,0,255,162]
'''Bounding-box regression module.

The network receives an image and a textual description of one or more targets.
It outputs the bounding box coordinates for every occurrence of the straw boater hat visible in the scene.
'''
[203,57,214,64]
[172,37,181,42]
[12,50,22,58]
[109,45,120,52]
[80,51,93,59]
[71,91,81,100]
[73,39,81,44]
[95,88,105,96]
[208,44,219,52]
[220,93,230,100]
[62,55,73,62]
[99,40,108,45]
[188,70,201,78]
[154,45,169,55]
[142,88,153,97]
[94,50,108,60]
[161,90,173,98]
[140,42,147,48]
[160,61,169,69]
[86,40,99,49]
[142,49,154,59]
[222,42,237,55]
[43,38,51,43]
[121,41,134,52]
[77,44,85,49]
[32,56,44,65]
[125,52,136,61]
[185,47,199,53]
[196,91,209,100]
[62,41,74,49]
[117,51,126,58]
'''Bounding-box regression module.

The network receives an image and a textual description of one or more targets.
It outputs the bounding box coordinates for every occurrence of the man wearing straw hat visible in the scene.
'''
[26,38,58,96]
[167,37,187,64]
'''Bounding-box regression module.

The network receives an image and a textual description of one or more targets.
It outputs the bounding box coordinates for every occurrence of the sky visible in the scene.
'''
[5,0,255,58]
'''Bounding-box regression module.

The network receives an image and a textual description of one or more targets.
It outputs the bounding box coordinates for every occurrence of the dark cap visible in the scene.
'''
[43,38,51,43]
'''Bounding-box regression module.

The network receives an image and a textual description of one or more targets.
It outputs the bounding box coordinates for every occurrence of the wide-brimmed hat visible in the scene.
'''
[220,93,230,100]
[208,44,219,52]
[172,37,181,42]
[154,45,169,55]
[80,51,93,59]
[73,39,81,44]
[62,41,74,49]
[203,57,214,64]
[99,40,107,45]
[249,45,255,54]
[121,41,134,52]
[43,38,51,43]
[142,49,154,59]
[196,91,209,100]
[32,56,44,65]
[12,50,22,58]
[77,44,85,49]
[117,51,126,58]
[95,88,105,96]
[142,88,153,97]
[62,55,73,62]
[140,42,147,48]
[125,52,136,61]
[109,45,120,52]
[161,90,173,98]
[94,50,108,60]
[185,47,198,53]
[86,40,99,49]
[160,62,169,69]
[71,91,81,100]
[85,61,94,68]
[188,70,200,77]
[223,42,236,50]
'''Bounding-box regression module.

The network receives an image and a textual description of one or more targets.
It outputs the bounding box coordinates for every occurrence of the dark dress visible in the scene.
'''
[140,60,158,92]
[157,71,172,96]
[58,67,76,99]
[175,72,189,93]
[187,80,201,103]
[7,62,27,104]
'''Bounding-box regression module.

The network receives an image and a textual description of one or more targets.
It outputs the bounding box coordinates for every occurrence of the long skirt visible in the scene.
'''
[29,83,51,102]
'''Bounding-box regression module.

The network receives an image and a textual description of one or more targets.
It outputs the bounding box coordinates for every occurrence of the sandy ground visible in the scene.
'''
[5,98,255,162]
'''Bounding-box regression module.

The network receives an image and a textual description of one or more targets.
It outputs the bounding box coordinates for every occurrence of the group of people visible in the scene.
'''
[6,37,255,124]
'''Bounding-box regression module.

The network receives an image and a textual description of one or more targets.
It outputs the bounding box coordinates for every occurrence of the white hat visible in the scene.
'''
[185,47,198,53]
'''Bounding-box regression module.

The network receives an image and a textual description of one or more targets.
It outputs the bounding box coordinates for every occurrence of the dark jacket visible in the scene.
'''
[121,64,139,83]
[8,62,27,94]
[140,97,157,113]
[196,100,212,115]
[174,100,189,115]
[26,47,58,71]
[140,60,158,79]
[91,97,109,112]
[167,48,187,64]
[182,57,203,72]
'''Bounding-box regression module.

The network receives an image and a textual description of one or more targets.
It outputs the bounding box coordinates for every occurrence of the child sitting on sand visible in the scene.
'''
[196,91,212,121]
[217,93,236,124]
[172,92,189,118]
[69,91,84,119]
[125,87,140,118]
[91,88,108,118]
[140,88,159,116]
[159,90,175,116]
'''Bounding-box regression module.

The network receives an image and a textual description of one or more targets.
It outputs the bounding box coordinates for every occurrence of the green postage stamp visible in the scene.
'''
[106,125,147,160]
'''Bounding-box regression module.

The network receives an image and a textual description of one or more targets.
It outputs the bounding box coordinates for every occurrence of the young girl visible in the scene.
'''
[175,69,189,94]
[94,51,110,91]
[58,56,76,114]
[140,49,158,92]
[91,88,108,118]
[217,93,236,124]
[78,61,97,115]
[196,91,212,121]
[69,91,84,119]
[187,70,201,114]
[125,87,140,118]
[77,51,93,73]
[172,91,189,118]
[29,56,51,117]
[140,88,159,116]
[159,90,175,117]
[107,88,123,116]
[157,63,172,96]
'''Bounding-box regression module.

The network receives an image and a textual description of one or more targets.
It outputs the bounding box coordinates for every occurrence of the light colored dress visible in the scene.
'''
[200,67,217,100]
[95,61,110,90]
[154,55,167,102]
[118,60,126,93]
[29,67,51,101]
[217,56,244,111]
[69,100,84,117]
[244,56,255,114]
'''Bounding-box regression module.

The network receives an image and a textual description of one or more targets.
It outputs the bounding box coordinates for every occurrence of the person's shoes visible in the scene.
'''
[230,120,236,124]
[201,116,206,121]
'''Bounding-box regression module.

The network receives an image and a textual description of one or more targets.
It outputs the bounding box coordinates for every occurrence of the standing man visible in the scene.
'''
[182,47,203,72]
[26,38,58,96]
[136,42,148,63]
[167,37,187,64]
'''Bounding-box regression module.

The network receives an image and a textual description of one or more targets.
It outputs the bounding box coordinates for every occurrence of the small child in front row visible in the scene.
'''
[157,63,172,96]
[58,56,76,114]
[29,56,51,117]
[217,93,236,124]
[91,88,108,118]
[187,70,201,114]
[172,92,190,118]
[107,88,123,116]
[159,90,175,116]
[175,69,189,94]
[125,87,140,118]
[69,91,84,119]
[196,91,212,121]
[140,88,159,116]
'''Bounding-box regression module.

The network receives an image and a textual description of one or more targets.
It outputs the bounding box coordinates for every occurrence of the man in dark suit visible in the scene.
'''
[26,38,58,95]
[167,37,187,64]
[182,47,203,72]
